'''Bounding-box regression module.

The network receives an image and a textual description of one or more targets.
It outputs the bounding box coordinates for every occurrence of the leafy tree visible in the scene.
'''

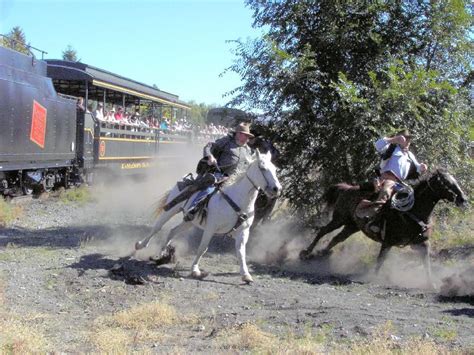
[187,101,216,126]
[228,0,472,222]
[2,26,29,54]
[62,44,79,61]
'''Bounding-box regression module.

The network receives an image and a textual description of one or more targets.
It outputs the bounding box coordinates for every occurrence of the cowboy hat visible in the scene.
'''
[234,122,254,137]
[396,129,413,139]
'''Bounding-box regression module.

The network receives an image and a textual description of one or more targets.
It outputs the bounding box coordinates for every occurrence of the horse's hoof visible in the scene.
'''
[299,250,312,261]
[242,274,254,284]
[150,246,176,265]
[150,255,168,265]
[191,270,209,280]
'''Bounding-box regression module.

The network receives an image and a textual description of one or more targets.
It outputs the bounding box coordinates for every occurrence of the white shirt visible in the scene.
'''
[375,138,422,180]
[94,108,104,121]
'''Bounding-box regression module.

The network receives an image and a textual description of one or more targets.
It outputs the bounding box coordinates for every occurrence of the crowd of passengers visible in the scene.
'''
[78,98,229,137]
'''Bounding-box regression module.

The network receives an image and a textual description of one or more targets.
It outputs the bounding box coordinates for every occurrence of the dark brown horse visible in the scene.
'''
[249,135,281,232]
[300,169,468,287]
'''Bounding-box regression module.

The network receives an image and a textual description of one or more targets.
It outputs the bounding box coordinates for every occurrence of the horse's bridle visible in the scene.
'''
[246,162,271,192]
[426,173,458,201]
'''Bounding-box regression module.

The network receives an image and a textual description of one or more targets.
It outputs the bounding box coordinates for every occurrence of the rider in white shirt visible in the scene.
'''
[376,134,426,181]
[357,129,428,222]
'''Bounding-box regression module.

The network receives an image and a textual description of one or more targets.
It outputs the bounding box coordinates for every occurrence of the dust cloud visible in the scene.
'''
[440,265,474,297]
[248,217,473,292]
[79,142,202,258]
[76,141,472,294]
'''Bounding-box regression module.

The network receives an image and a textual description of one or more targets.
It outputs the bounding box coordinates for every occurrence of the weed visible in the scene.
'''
[59,186,93,205]
[0,313,50,352]
[0,199,22,227]
[429,318,458,342]
[216,322,276,351]
[90,300,195,352]
[431,209,474,250]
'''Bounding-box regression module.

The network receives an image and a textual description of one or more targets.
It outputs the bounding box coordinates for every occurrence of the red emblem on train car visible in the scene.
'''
[99,140,106,157]
[30,100,47,148]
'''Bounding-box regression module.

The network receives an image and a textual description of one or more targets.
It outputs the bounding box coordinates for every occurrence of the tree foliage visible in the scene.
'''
[1,26,29,55]
[187,101,216,126]
[62,44,79,61]
[228,0,473,222]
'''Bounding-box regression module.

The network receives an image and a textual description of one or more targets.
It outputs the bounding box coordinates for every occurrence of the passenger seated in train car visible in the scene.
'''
[159,119,169,132]
[128,115,137,131]
[146,116,155,129]
[76,97,85,111]
[94,103,105,121]
[105,109,115,122]
[123,111,131,125]
[114,107,124,121]
[139,115,149,128]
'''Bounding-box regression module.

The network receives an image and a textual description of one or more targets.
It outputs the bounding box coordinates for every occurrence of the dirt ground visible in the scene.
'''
[0,172,473,352]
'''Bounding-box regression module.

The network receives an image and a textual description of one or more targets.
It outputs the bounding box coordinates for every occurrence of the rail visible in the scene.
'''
[97,121,222,143]
[0,34,48,59]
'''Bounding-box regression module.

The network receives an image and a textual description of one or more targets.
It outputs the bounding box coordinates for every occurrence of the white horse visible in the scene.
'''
[135,150,281,283]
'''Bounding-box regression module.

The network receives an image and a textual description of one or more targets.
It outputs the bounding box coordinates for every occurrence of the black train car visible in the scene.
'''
[0,46,77,194]
[0,43,192,196]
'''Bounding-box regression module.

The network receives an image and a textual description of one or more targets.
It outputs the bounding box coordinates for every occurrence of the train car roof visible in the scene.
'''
[45,59,190,109]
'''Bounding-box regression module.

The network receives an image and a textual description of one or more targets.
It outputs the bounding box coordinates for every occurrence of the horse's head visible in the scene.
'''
[429,169,468,208]
[247,150,282,198]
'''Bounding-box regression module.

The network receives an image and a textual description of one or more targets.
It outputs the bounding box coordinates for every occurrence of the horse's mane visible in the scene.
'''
[221,158,255,187]
[409,168,447,189]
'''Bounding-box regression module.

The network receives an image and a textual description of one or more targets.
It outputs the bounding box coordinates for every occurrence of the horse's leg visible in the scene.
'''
[151,221,193,264]
[234,227,253,283]
[164,221,193,247]
[319,224,358,255]
[375,243,391,274]
[190,226,216,279]
[411,241,436,290]
[299,216,345,259]
[135,207,180,250]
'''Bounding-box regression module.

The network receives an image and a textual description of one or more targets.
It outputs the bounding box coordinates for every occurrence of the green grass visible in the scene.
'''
[0,199,22,227]
[59,186,93,205]
[428,318,458,342]
[431,209,474,250]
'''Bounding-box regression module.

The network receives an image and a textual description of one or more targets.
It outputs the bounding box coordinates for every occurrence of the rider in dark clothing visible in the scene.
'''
[203,123,253,175]
[163,122,254,220]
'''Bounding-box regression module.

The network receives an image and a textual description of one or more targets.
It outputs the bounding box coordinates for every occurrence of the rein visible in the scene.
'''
[245,164,269,192]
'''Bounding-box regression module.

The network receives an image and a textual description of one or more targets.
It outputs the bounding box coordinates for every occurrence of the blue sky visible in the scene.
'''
[0,0,262,105]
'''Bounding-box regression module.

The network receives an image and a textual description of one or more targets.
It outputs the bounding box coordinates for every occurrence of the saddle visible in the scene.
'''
[359,182,416,236]
[163,173,227,212]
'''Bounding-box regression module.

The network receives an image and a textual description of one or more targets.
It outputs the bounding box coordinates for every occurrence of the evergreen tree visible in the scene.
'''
[228,0,472,222]
[2,26,29,54]
[62,45,79,61]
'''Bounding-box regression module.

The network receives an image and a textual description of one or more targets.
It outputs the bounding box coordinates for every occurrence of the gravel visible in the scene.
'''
[0,192,473,352]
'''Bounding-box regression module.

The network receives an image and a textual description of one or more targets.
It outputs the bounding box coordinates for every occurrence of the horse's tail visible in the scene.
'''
[323,183,359,208]
[152,190,171,218]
